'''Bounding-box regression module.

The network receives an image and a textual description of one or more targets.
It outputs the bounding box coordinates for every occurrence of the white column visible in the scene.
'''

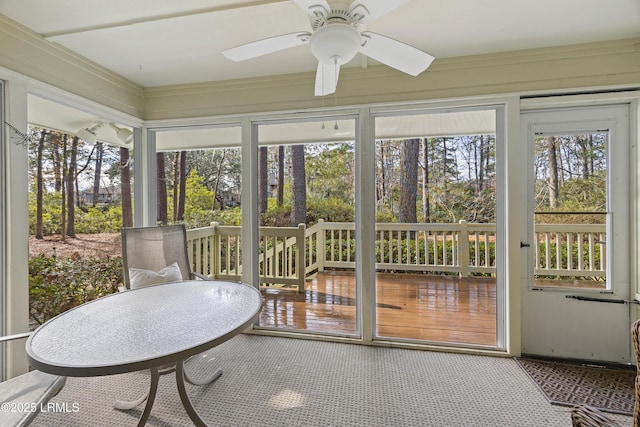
[241,117,259,287]
[504,97,521,355]
[2,76,30,378]
[356,108,375,342]
[133,127,155,227]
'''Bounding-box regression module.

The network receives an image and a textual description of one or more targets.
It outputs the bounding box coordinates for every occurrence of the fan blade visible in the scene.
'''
[359,31,434,76]
[223,32,311,62]
[314,62,341,96]
[349,0,410,23]
[292,0,331,19]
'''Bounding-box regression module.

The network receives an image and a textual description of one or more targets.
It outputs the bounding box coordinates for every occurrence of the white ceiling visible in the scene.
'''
[2,0,639,88]
[3,0,638,147]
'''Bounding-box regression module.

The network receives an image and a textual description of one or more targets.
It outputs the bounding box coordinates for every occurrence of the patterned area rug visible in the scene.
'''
[515,357,636,415]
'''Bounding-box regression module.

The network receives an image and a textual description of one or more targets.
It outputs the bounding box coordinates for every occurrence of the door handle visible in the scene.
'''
[520,242,530,248]
[566,295,626,304]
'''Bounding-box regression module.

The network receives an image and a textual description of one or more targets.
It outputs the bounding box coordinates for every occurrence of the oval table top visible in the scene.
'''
[26,280,262,377]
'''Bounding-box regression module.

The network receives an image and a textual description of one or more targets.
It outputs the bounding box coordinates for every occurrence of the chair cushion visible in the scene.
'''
[128,262,182,288]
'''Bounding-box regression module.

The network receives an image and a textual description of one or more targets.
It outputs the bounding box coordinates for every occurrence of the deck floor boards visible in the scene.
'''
[259,272,497,346]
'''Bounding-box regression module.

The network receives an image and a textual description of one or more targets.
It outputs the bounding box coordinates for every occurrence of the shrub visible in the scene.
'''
[75,206,123,233]
[29,191,123,234]
[29,254,123,325]
[306,197,355,224]
[184,207,242,228]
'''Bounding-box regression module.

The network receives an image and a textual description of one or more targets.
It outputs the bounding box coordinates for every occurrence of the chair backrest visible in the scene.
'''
[121,225,193,289]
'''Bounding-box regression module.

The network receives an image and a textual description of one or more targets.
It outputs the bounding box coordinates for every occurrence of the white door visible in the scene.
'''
[521,105,631,363]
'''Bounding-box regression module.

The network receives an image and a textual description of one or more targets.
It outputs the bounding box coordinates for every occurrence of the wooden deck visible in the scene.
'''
[259,272,497,346]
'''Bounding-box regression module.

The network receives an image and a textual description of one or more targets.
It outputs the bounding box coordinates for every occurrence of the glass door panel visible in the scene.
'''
[255,117,358,336]
[532,133,607,289]
[373,109,501,347]
[155,125,242,281]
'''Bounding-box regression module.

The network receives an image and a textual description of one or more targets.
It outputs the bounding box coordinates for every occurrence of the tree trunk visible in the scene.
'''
[258,146,268,217]
[478,136,484,192]
[52,134,62,192]
[547,136,559,209]
[398,138,419,223]
[290,144,306,226]
[177,151,186,221]
[92,142,103,207]
[211,149,227,210]
[172,153,179,222]
[422,138,430,223]
[120,147,133,228]
[60,136,67,242]
[379,142,386,203]
[66,136,78,237]
[580,135,591,178]
[35,130,47,239]
[157,152,168,225]
[277,145,285,206]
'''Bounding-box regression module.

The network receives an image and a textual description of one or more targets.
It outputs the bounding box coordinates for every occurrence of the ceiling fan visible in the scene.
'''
[222,0,435,96]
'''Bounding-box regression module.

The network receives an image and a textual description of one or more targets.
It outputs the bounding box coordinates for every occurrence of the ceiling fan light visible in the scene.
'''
[310,23,361,65]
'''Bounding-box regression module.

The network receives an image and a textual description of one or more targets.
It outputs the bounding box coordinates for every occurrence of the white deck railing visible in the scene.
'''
[186,221,606,291]
[186,223,306,290]
[534,224,606,278]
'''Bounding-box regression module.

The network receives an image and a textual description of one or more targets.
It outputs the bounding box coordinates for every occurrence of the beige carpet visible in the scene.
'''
[30,335,633,426]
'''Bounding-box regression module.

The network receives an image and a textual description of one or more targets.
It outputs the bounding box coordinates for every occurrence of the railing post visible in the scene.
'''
[318,219,325,272]
[210,222,220,279]
[297,223,306,292]
[458,220,469,278]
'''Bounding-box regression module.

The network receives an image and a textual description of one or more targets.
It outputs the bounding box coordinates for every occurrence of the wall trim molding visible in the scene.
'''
[0,14,144,117]
[143,37,640,120]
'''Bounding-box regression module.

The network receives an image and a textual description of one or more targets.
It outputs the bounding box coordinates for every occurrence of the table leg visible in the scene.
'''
[137,367,159,427]
[176,360,208,427]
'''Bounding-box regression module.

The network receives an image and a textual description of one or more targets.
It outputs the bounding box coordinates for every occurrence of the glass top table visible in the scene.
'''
[26,280,263,426]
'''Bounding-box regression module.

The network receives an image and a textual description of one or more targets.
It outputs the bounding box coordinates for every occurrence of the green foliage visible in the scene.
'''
[306,143,354,202]
[375,208,396,223]
[183,207,242,228]
[29,254,122,325]
[261,196,355,226]
[29,191,62,235]
[559,171,606,211]
[175,169,243,227]
[535,173,607,225]
[29,191,123,234]
[184,169,215,215]
[75,206,123,233]
[306,197,355,224]
[262,200,291,227]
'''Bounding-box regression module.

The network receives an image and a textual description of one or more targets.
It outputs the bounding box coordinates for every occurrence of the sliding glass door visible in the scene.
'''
[371,108,504,348]
[254,116,359,337]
